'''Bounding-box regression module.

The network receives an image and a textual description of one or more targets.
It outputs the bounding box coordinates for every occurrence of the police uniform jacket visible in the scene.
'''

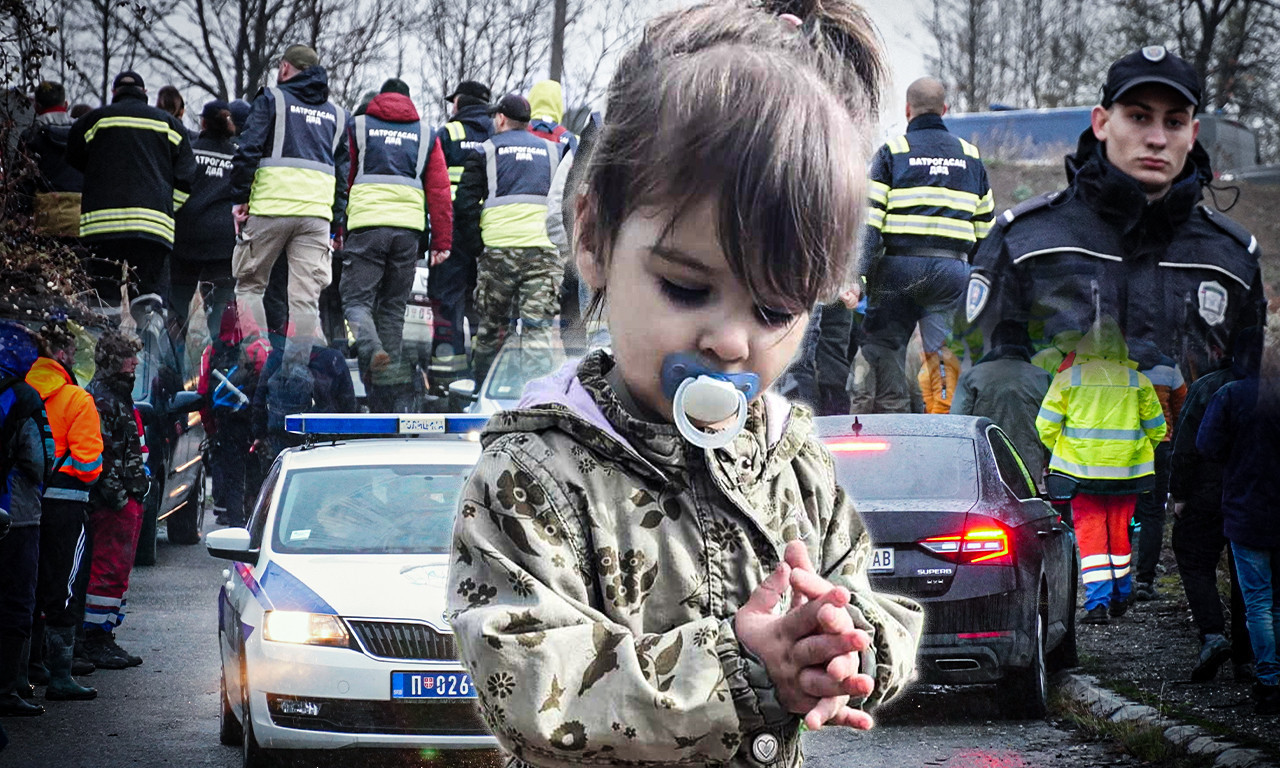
[174,132,237,261]
[437,104,493,260]
[863,112,994,265]
[970,129,1265,380]
[66,87,197,247]
[230,66,350,227]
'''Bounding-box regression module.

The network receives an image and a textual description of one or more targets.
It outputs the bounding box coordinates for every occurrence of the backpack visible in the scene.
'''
[209,343,256,415]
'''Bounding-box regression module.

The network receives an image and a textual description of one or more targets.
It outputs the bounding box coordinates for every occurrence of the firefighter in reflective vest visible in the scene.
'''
[454,93,566,385]
[428,80,493,391]
[230,44,350,354]
[1036,316,1167,625]
[66,70,198,303]
[341,78,453,411]
[850,77,994,414]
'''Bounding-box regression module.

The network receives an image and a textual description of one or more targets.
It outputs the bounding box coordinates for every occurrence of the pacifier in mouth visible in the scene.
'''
[659,353,760,449]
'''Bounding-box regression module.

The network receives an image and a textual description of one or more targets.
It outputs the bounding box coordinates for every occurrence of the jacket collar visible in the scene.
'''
[365,92,420,123]
[277,66,331,105]
[907,112,947,132]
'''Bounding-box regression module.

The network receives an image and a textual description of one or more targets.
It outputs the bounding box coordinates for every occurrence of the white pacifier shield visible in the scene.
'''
[672,376,749,450]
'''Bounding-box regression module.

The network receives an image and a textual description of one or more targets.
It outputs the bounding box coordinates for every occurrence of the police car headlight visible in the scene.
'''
[262,611,351,647]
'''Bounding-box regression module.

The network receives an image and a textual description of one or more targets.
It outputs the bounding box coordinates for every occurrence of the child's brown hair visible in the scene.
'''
[579,0,885,313]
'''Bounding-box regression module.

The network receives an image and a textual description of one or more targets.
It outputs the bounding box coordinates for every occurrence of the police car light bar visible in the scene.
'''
[285,413,489,436]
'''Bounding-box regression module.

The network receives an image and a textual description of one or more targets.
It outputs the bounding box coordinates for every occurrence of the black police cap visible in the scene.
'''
[1102,46,1201,108]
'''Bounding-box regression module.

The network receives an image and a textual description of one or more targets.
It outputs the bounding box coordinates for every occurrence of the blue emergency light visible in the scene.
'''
[285,413,489,436]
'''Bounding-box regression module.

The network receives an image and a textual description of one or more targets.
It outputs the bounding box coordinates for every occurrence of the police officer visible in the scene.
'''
[230,44,350,354]
[341,78,453,411]
[428,80,493,392]
[968,46,1266,383]
[454,93,566,385]
[851,77,995,414]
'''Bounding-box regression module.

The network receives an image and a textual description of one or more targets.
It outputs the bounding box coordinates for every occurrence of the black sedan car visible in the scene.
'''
[814,414,1078,719]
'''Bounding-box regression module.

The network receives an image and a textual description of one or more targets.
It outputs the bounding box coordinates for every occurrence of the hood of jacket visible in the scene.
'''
[26,356,74,399]
[1075,316,1132,364]
[528,80,563,124]
[1064,127,1211,235]
[280,66,331,105]
[492,351,804,482]
[365,92,419,123]
[452,102,493,132]
[0,321,39,378]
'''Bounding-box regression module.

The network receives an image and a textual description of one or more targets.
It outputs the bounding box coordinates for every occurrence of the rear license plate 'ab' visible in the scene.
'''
[391,671,476,699]
[869,547,894,573]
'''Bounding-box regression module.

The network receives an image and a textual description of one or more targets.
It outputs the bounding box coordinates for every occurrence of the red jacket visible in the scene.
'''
[346,93,453,251]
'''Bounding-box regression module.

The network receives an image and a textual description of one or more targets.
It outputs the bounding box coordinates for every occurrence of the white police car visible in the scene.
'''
[205,413,496,766]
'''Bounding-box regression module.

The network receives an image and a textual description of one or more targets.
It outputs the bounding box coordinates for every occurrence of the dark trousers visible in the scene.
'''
[1134,442,1172,584]
[35,499,88,629]
[169,256,234,333]
[340,227,418,378]
[779,301,855,416]
[264,252,290,337]
[427,246,477,385]
[1173,503,1253,661]
[0,527,40,639]
[87,238,172,305]
[321,249,347,354]
[210,417,254,526]
[857,255,967,414]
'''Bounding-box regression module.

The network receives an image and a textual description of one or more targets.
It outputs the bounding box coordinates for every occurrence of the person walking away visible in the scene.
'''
[527,79,583,350]
[1037,317,1166,624]
[1170,326,1262,683]
[66,72,198,304]
[81,330,147,669]
[969,47,1265,383]
[229,44,350,359]
[850,77,994,414]
[453,93,566,385]
[1196,313,1280,715]
[171,100,239,337]
[427,80,492,393]
[341,77,452,411]
[0,322,51,717]
[1128,338,1187,601]
[198,301,265,527]
[951,320,1052,484]
[25,319,101,701]
[19,81,83,239]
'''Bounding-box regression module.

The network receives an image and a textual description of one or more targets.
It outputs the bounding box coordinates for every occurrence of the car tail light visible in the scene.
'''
[825,440,890,452]
[920,525,1011,565]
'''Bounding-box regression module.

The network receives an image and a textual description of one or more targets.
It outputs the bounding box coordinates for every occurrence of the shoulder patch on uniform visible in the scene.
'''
[1199,207,1258,254]
[965,272,992,324]
[998,191,1059,225]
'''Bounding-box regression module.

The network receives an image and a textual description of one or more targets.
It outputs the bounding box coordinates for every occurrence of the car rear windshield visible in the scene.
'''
[827,436,979,503]
[272,465,467,554]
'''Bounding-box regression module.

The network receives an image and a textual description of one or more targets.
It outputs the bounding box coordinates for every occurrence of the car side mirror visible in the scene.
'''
[170,390,204,414]
[448,379,478,412]
[206,527,258,563]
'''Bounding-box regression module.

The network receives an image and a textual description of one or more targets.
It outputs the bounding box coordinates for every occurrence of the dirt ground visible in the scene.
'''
[985,163,1280,295]
[1074,539,1280,759]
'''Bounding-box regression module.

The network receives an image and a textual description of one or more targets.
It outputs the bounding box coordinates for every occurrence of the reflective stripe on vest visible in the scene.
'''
[80,207,176,242]
[445,122,467,200]
[347,115,432,231]
[478,135,559,249]
[249,86,346,220]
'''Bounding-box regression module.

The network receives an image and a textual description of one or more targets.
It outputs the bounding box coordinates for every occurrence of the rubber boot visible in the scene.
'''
[43,626,96,701]
[0,635,45,716]
[27,614,48,686]
[14,638,35,698]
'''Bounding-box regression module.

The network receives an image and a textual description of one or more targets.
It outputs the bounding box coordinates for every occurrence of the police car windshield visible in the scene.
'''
[829,436,979,505]
[272,465,466,554]
[484,344,566,402]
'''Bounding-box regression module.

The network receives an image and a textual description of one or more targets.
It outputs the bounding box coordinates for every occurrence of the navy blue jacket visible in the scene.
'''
[1196,375,1280,547]
[174,132,237,261]
[971,130,1265,380]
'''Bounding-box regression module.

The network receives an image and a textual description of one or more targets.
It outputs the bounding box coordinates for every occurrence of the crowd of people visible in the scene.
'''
[1,5,1278,761]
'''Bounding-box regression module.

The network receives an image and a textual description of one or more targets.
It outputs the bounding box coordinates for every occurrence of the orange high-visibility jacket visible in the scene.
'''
[26,356,103,501]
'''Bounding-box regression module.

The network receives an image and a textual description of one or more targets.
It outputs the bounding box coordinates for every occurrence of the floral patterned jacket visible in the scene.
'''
[447,352,923,767]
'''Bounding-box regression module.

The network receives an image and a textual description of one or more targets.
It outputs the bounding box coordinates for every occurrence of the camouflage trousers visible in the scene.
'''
[472,246,563,386]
